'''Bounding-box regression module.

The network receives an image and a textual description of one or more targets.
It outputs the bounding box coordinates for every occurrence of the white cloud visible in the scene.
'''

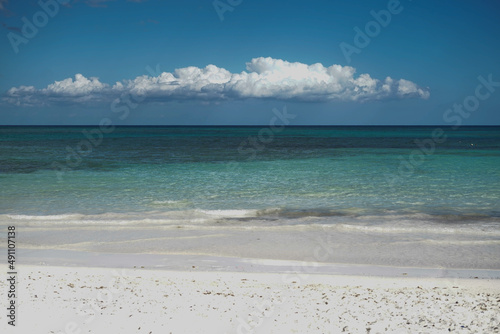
[45,74,108,96]
[397,78,430,99]
[4,57,430,106]
[4,74,109,106]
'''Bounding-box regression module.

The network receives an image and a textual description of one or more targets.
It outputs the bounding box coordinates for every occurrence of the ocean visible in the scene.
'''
[1,126,499,269]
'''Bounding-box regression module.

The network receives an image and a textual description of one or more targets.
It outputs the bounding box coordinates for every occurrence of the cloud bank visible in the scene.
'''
[4,57,429,106]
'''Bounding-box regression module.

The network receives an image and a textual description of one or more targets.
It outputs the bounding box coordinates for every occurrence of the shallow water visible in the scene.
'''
[1,126,499,268]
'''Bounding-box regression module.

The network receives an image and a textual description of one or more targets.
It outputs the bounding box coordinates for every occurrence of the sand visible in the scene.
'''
[1,265,499,333]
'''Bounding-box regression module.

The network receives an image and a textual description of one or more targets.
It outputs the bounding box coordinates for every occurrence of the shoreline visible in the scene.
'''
[12,220,500,272]
[17,249,500,279]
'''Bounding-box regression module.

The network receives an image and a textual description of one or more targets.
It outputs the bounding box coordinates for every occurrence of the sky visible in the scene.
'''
[0,0,499,125]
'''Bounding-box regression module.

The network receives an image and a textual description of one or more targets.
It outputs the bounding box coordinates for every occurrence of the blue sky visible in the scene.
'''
[1,0,499,125]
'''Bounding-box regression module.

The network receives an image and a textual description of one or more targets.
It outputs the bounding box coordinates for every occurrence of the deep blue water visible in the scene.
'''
[0,126,499,223]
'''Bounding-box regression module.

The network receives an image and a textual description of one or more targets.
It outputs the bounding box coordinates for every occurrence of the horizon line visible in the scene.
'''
[1,125,500,128]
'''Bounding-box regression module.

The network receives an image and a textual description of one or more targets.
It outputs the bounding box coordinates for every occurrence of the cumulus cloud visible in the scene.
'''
[4,57,429,106]
[5,74,109,106]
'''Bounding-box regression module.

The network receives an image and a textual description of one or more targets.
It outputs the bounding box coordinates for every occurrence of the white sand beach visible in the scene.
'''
[1,264,499,334]
[4,210,500,333]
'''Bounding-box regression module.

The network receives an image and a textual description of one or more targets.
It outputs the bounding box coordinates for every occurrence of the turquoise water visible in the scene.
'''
[0,126,499,225]
[2,126,500,269]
